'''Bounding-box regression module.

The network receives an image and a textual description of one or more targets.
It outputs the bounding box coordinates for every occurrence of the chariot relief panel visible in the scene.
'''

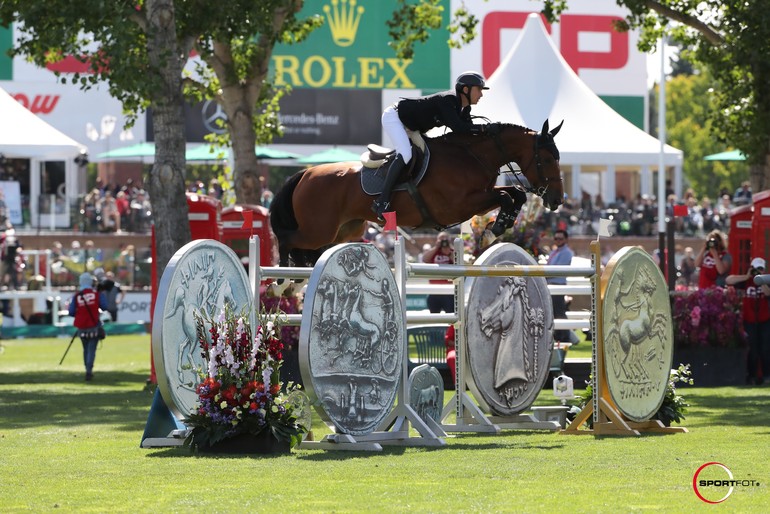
[300,244,404,435]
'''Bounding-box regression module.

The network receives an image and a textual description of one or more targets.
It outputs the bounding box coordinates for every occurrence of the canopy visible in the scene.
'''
[296,147,362,165]
[94,143,301,162]
[704,149,745,161]
[472,14,683,167]
[94,142,156,160]
[0,85,86,158]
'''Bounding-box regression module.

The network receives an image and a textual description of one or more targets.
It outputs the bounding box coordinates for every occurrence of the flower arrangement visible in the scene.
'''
[183,305,308,451]
[672,287,745,348]
[572,364,693,428]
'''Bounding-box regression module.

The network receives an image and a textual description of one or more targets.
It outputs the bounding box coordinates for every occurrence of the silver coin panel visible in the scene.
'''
[465,243,554,416]
[408,364,445,424]
[299,244,404,436]
[152,239,251,419]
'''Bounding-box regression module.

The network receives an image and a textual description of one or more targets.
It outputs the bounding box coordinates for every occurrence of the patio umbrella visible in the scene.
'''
[93,142,156,161]
[186,145,300,161]
[296,147,362,165]
[704,149,745,161]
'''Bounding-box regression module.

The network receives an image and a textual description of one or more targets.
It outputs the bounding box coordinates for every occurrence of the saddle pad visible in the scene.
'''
[360,145,430,196]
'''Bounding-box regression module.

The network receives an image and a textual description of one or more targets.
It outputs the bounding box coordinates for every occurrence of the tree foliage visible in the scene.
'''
[651,66,747,198]
[0,0,321,276]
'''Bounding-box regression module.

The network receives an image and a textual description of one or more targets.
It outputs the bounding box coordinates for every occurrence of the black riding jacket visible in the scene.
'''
[395,90,478,134]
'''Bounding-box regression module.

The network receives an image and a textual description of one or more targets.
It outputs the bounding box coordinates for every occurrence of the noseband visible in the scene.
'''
[491,128,561,198]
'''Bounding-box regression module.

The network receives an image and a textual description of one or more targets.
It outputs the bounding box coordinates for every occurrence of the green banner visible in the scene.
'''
[0,25,12,80]
[271,0,449,90]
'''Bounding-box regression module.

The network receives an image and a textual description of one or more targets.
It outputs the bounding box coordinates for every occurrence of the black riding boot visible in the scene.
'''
[372,154,406,220]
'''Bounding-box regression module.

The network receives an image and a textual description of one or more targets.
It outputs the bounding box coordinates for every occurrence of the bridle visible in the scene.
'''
[490,126,562,198]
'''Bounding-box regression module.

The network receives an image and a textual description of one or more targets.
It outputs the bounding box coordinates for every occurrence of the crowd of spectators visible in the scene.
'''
[78,177,152,233]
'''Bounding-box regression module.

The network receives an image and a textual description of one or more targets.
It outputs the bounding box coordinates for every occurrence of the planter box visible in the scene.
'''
[673,347,747,387]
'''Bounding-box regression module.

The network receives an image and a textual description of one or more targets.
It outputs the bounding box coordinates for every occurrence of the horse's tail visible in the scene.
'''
[270,170,305,241]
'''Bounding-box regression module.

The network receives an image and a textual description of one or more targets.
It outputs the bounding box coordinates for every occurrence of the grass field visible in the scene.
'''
[1,334,768,513]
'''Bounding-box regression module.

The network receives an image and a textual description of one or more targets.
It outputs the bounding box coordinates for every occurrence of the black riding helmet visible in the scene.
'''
[455,71,489,91]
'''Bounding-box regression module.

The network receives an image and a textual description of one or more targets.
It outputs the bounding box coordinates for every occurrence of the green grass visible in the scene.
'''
[1,335,768,513]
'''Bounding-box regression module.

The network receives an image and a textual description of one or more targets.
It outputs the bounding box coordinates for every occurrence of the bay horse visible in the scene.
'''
[271,120,563,267]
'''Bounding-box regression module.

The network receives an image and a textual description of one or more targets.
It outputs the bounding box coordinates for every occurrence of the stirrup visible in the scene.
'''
[371,200,390,221]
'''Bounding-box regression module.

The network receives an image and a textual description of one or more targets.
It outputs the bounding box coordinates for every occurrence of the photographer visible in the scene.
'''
[695,230,731,289]
[726,258,770,385]
[421,232,454,313]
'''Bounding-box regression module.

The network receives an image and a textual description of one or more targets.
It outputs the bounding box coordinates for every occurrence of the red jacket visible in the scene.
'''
[70,288,104,329]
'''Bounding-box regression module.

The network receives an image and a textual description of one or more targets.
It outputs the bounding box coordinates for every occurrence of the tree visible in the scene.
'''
[651,67,747,197]
[0,1,318,277]
[542,0,770,193]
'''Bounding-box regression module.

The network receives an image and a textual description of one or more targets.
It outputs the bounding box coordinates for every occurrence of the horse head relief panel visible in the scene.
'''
[465,243,554,416]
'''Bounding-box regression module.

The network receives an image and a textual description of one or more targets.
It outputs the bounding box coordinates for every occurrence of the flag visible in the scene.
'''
[383,211,397,233]
[241,210,253,230]
[598,218,612,237]
[673,204,688,217]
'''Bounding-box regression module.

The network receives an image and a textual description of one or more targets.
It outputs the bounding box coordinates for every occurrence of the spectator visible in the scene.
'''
[733,181,752,206]
[129,190,152,233]
[679,246,697,288]
[547,229,574,343]
[444,324,457,386]
[115,191,130,230]
[726,257,770,385]
[98,191,121,232]
[421,231,454,313]
[259,176,273,208]
[68,272,107,381]
[95,269,125,322]
[695,230,731,288]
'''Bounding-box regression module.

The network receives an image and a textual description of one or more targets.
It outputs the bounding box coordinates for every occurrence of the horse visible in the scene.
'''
[270,120,563,267]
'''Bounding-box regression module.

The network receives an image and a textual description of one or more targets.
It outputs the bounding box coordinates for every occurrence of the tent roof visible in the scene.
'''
[0,85,86,159]
[472,13,682,167]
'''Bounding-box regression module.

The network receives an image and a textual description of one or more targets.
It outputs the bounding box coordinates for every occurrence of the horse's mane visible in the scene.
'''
[424,123,535,146]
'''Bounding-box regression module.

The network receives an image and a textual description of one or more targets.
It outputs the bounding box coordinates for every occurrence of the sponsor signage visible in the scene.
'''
[117,292,152,323]
[271,0,450,91]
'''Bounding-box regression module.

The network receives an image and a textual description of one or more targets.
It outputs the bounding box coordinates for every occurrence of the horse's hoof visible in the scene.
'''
[490,221,506,237]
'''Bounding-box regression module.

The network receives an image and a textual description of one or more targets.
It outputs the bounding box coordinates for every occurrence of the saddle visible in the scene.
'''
[359,132,431,196]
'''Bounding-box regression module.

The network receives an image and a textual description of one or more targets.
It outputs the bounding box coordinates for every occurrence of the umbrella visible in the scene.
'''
[256,146,300,159]
[185,145,228,161]
[93,142,155,160]
[296,147,362,165]
[704,149,745,161]
[186,145,300,161]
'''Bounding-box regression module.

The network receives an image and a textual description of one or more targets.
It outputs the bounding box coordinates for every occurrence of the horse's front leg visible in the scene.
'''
[489,188,527,236]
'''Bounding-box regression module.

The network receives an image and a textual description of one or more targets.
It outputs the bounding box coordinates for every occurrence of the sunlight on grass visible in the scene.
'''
[1,335,768,512]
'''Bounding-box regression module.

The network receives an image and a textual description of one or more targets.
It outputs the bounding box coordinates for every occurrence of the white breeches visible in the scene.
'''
[381,105,413,163]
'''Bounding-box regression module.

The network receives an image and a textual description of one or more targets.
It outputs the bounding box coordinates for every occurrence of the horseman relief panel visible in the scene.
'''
[465,243,554,416]
[152,240,252,419]
[299,244,404,436]
[602,247,673,422]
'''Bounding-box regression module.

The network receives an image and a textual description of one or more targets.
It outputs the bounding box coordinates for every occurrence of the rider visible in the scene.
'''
[372,71,489,220]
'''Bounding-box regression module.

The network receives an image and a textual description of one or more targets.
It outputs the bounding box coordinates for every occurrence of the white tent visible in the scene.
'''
[0,85,87,228]
[473,13,683,203]
[0,85,86,158]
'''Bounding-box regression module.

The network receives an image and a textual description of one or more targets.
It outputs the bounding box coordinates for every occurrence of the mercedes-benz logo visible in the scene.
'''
[201,100,228,134]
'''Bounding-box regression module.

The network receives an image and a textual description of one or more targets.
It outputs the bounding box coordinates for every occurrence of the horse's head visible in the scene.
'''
[491,120,564,211]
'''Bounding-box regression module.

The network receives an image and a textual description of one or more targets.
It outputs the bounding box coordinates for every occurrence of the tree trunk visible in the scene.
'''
[225,91,262,205]
[145,0,191,281]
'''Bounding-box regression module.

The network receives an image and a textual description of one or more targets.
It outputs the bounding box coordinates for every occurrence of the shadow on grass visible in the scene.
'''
[684,389,770,428]
[0,370,153,432]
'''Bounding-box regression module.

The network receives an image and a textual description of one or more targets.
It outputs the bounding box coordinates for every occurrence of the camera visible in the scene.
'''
[750,267,760,277]
[707,239,716,249]
[439,239,450,248]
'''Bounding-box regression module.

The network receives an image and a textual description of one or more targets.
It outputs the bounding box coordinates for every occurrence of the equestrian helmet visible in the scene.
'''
[456,71,489,90]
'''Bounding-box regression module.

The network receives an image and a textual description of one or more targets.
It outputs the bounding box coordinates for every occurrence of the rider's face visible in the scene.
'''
[468,86,484,105]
